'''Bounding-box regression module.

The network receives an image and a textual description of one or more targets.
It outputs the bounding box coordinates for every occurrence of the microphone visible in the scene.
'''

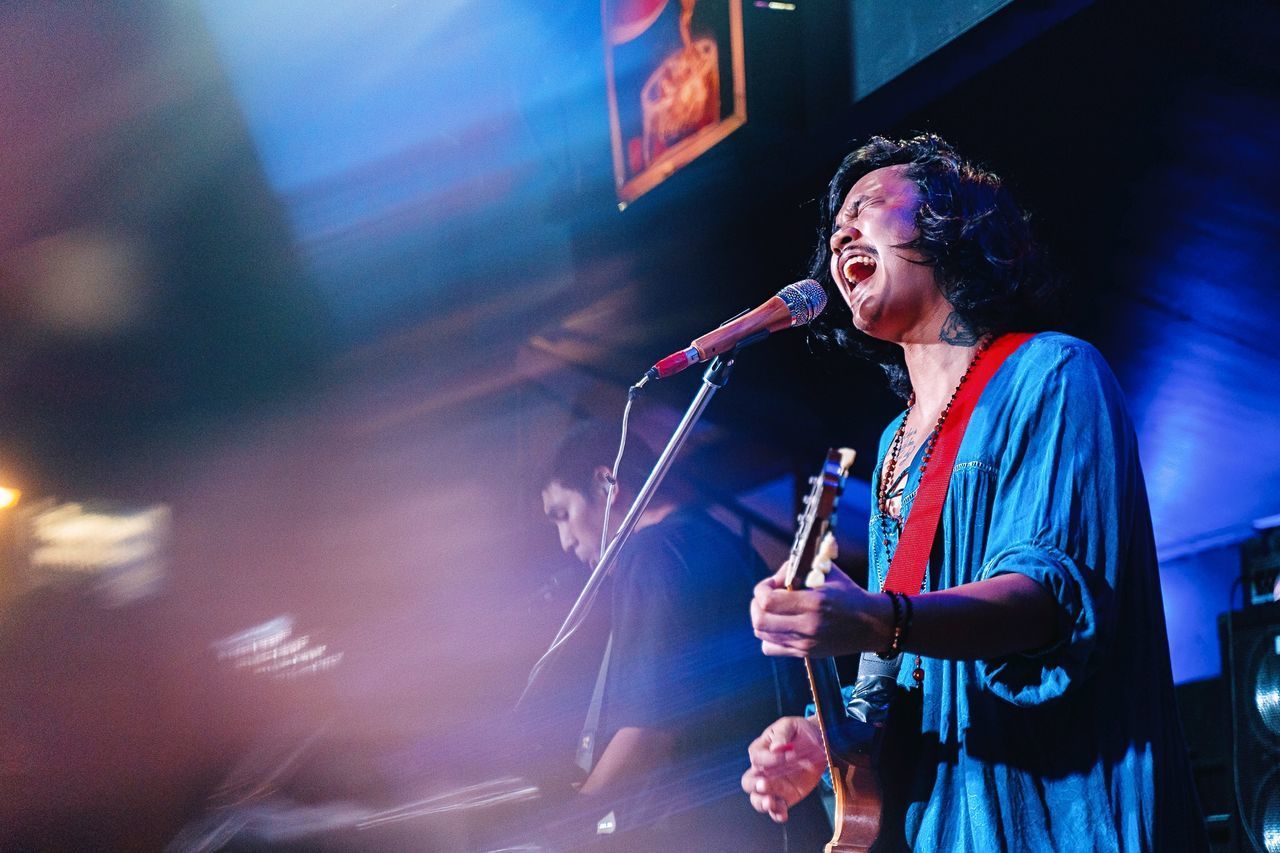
[645,279,827,381]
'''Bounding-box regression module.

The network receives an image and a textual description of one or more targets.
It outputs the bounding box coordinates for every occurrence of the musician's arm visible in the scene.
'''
[578,726,675,796]
[899,572,1059,659]
[753,567,1059,661]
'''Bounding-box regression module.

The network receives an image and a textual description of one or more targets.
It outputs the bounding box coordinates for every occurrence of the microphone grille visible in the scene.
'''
[777,279,828,326]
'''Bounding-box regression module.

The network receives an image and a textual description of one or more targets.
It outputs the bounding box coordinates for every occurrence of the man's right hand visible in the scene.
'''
[741,716,826,823]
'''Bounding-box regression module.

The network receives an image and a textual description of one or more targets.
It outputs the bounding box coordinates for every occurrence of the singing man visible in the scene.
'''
[742,134,1208,851]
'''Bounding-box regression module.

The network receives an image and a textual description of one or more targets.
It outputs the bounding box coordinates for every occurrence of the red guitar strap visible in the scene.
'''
[881,332,1035,595]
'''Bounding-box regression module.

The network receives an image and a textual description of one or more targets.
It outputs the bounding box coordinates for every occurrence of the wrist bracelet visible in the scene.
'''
[899,593,915,649]
[878,591,904,659]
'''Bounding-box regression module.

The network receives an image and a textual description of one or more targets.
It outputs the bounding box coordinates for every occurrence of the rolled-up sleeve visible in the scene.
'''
[977,541,1098,704]
[969,341,1132,706]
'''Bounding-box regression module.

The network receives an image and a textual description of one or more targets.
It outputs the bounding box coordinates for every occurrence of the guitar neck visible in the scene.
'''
[805,655,846,734]
[805,653,882,853]
[786,448,882,852]
[805,655,867,759]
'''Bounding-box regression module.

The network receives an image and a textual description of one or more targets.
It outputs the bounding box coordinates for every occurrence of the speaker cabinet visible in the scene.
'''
[1176,676,1237,850]
[1220,601,1280,852]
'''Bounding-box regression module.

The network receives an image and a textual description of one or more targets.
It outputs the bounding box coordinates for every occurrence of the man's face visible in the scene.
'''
[542,480,608,568]
[828,165,951,343]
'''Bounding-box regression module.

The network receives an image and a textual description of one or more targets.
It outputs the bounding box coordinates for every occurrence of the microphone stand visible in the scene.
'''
[516,335,763,711]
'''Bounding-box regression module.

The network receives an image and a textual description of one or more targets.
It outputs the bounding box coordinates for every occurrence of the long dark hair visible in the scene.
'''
[808,133,1061,397]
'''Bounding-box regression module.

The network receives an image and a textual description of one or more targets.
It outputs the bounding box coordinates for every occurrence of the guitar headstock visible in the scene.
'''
[782,447,856,591]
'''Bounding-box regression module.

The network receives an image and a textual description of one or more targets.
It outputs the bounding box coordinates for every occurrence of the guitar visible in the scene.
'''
[782,448,896,853]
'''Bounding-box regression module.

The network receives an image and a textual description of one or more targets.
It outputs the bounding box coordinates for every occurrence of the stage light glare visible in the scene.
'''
[0,487,19,510]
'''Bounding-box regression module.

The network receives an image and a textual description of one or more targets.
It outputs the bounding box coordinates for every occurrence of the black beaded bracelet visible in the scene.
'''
[899,593,915,649]
[878,590,904,659]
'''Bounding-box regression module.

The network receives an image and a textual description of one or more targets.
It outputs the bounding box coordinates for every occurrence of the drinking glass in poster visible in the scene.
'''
[603,0,746,205]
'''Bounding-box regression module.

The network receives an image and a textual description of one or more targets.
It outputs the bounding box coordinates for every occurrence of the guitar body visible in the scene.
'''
[826,751,881,852]
[805,653,885,853]
[787,449,885,853]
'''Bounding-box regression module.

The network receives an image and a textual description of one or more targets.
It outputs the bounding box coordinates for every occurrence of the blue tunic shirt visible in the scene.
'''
[862,333,1206,851]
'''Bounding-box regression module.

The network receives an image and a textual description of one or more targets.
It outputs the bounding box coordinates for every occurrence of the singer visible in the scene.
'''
[741,134,1207,850]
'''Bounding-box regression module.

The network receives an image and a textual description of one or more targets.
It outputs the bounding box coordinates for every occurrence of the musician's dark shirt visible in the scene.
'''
[596,507,827,851]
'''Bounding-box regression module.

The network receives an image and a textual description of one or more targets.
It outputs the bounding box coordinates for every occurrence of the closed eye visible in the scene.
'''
[834,196,879,234]
[837,199,862,227]
[839,192,880,219]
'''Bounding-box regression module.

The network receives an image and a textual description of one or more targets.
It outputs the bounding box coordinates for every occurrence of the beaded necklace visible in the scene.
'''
[874,337,992,685]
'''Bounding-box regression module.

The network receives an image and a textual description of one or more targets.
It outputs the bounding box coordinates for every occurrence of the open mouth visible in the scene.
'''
[841,253,877,286]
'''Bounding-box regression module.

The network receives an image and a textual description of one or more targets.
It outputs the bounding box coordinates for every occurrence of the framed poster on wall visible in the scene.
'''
[604,0,746,206]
